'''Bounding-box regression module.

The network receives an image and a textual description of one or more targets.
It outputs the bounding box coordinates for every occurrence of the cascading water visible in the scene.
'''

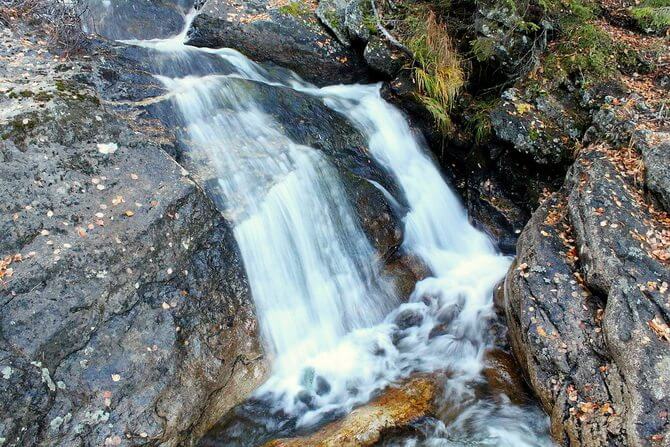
[111,8,554,446]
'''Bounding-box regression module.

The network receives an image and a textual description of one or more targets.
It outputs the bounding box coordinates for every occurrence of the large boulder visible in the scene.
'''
[0,27,268,447]
[505,143,670,446]
[491,87,582,166]
[185,0,369,86]
[83,0,195,40]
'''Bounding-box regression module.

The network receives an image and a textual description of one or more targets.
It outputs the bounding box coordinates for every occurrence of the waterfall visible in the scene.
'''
[116,10,553,446]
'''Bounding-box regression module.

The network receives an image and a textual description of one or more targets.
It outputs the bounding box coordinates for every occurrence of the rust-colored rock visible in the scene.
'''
[264,377,436,447]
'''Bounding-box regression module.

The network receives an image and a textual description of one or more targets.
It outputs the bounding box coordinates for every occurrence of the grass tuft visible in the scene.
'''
[405,10,464,132]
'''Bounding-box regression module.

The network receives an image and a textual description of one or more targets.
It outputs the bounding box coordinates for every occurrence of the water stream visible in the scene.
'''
[104,6,553,446]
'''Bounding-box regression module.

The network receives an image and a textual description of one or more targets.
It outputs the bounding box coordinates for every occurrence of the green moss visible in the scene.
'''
[471,37,496,62]
[1,113,39,142]
[535,0,618,86]
[631,0,670,33]
[324,9,341,29]
[279,1,311,17]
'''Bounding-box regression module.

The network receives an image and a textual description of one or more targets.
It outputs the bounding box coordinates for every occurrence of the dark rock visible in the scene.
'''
[469,0,546,86]
[394,308,424,330]
[0,29,267,447]
[640,134,670,212]
[315,376,331,396]
[83,0,194,40]
[363,36,410,79]
[490,88,582,166]
[185,0,368,86]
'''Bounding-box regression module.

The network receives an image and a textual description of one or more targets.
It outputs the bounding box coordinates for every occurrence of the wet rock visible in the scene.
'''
[185,0,368,86]
[394,308,424,330]
[264,376,436,447]
[482,349,531,405]
[83,0,194,40]
[316,376,332,396]
[490,87,582,166]
[0,29,267,447]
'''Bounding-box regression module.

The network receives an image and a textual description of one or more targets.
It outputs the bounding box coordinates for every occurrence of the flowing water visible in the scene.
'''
[100,5,553,445]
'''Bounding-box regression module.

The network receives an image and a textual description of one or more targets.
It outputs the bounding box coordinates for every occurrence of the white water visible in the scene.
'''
[117,10,553,446]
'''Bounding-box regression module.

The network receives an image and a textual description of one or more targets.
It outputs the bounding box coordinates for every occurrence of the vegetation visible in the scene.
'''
[278,1,311,17]
[403,9,465,132]
[0,0,88,53]
[630,0,670,33]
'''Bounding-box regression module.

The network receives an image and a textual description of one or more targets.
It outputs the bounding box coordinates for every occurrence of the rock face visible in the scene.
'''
[186,0,368,86]
[490,87,582,166]
[0,26,268,447]
[505,142,670,446]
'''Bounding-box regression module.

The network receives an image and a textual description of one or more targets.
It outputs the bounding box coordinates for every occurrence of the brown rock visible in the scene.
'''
[264,377,436,447]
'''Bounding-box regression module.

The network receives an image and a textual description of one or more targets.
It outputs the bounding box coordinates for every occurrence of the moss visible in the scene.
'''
[462,96,499,145]
[324,9,341,29]
[630,0,670,33]
[1,113,39,142]
[471,37,496,62]
[278,1,311,17]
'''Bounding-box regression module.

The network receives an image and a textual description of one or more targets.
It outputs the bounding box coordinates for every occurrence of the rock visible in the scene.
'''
[185,0,368,86]
[490,87,582,166]
[363,35,410,79]
[505,143,670,446]
[83,0,194,40]
[263,376,436,447]
[469,0,546,85]
[0,28,268,447]
[482,349,531,406]
[640,135,670,212]
[316,0,371,46]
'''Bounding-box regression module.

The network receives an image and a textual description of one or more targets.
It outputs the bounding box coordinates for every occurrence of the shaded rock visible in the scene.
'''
[640,134,670,212]
[185,0,368,86]
[0,28,267,447]
[363,35,410,79]
[470,0,546,85]
[263,376,436,447]
[83,0,193,40]
[491,87,582,166]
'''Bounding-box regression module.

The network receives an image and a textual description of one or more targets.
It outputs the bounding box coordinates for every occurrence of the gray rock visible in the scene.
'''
[185,0,369,86]
[491,88,581,166]
[640,136,670,212]
[505,145,670,446]
[0,28,267,447]
[316,0,371,46]
[83,0,194,40]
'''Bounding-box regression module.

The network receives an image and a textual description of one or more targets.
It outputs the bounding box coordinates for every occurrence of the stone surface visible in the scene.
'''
[83,0,194,40]
[640,135,670,212]
[185,0,368,86]
[491,87,582,166]
[263,376,436,447]
[0,26,268,447]
[505,144,670,446]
